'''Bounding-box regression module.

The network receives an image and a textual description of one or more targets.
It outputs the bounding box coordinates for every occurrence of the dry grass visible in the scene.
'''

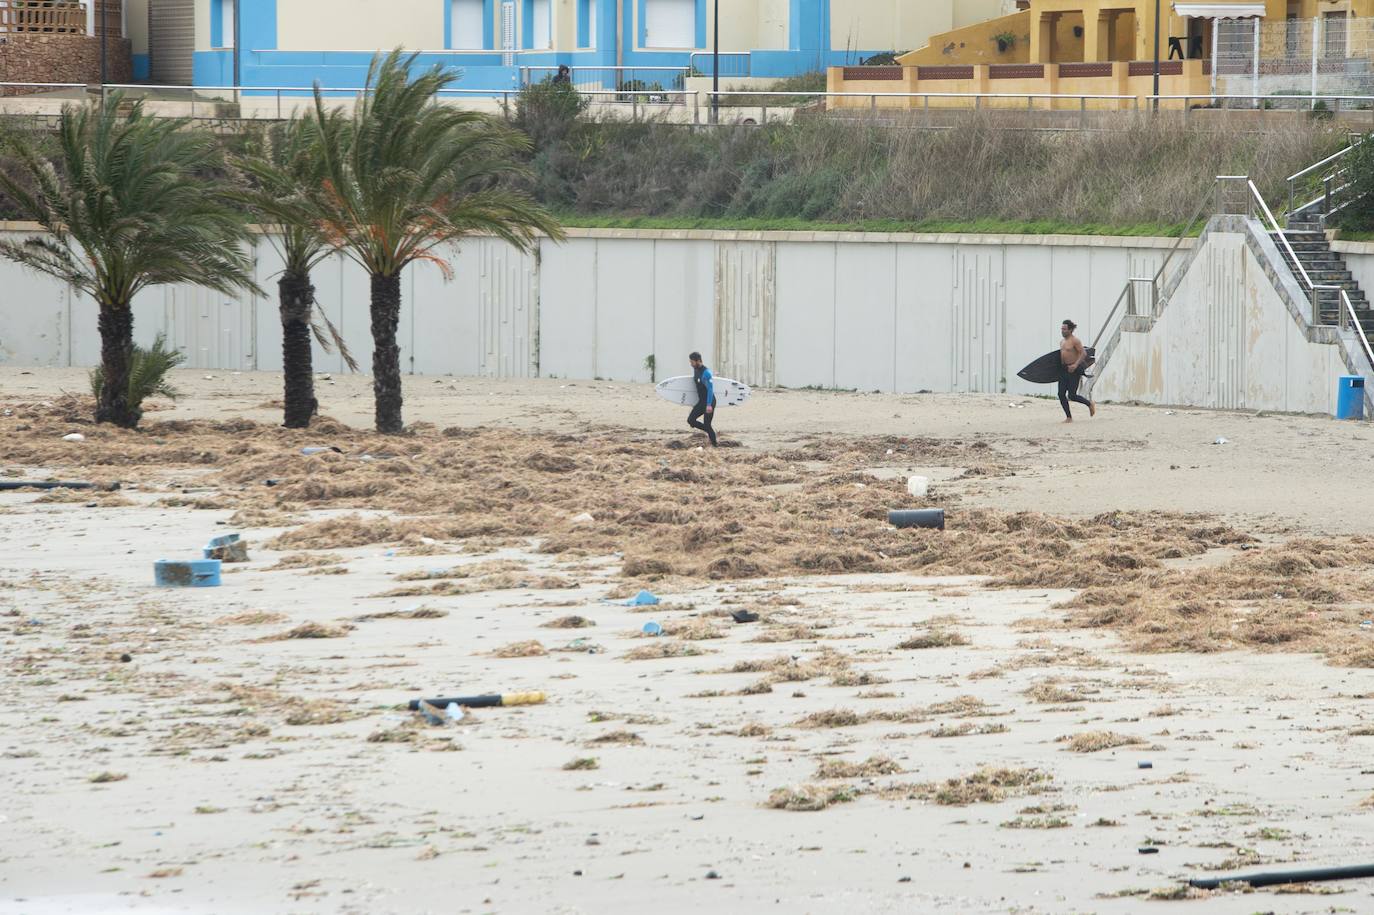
[283,699,360,726]
[766,783,859,812]
[492,640,547,658]
[88,771,127,783]
[794,708,865,729]
[563,757,600,770]
[1063,731,1145,753]
[267,552,345,570]
[588,730,641,745]
[1024,679,1099,705]
[354,607,448,621]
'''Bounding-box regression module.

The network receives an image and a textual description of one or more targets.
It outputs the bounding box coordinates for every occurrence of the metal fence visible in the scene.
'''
[688,52,751,79]
[1214,15,1374,106]
[518,65,688,98]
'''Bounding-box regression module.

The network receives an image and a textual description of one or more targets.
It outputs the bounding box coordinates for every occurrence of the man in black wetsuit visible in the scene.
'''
[1058,319,1095,423]
[687,351,717,446]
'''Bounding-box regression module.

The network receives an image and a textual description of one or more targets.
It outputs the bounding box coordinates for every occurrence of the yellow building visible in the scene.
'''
[901,0,1374,67]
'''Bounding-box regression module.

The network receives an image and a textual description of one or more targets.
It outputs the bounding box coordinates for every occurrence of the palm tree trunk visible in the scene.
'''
[279,269,317,429]
[369,272,404,433]
[95,303,136,428]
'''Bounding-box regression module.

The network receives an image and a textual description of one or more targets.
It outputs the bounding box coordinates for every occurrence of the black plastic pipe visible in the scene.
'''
[0,480,99,491]
[1190,863,1374,889]
[888,509,945,530]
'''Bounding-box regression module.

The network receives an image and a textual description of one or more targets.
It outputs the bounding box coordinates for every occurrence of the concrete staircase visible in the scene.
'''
[1275,212,1374,337]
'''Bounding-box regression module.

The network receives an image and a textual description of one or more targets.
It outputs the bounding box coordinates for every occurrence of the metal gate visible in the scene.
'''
[149,0,193,85]
[475,239,538,378]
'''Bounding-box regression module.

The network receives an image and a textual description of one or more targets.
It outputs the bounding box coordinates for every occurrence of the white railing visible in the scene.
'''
[688,51,750,79]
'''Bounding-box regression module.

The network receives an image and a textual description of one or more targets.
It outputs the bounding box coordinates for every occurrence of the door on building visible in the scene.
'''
[451,0,484,48]
[531,0,551,48]
[149,0,194,85]
[644,0,695,48]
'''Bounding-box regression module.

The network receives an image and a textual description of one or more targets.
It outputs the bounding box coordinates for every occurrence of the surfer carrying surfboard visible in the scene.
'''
[1058,319,1096,422]
[687,352,718,446]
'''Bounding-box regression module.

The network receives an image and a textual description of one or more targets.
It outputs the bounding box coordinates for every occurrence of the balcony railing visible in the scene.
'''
[0,0,87,33]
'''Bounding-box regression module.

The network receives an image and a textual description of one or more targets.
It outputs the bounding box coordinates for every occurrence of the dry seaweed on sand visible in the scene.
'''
[897,629,970,650]
[260,622,351,641]
[214,611,287,626]
[884,766,1051,806]
[814,756,901,779]
[1062,731,1145,753]
[794,708,865,729]
[766,783,859,811]
[267,552,345,571]
[622,642,707,661]
[542,615,595,629]
[492,640,548,658]
[283,699,361,726]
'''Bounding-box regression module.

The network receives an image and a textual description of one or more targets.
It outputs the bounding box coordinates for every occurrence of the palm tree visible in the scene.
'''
[0,98,257,428]
[234,116,356,428]
[301,50,564,433]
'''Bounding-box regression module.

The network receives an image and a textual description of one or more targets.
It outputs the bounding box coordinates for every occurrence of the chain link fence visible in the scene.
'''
[1213,16,1374,108]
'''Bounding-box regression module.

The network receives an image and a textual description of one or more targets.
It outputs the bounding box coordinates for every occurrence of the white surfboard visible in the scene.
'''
[655,374,752,407]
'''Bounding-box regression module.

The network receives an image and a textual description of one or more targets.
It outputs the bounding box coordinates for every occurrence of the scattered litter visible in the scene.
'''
[731,610,760,624]
[642,621,663,637]
[61,433,84,442]
[204,533,249,563]
[1165,410,1176,415]
[906,476,929,498]
[1361,620,1372,630]
[119,653,132,663]
[611,589,660,607]
[407,692,545,710]
[888,509,945,530]
[445,702,465,723]
[705,870,721,880]
[1139,847,1160,855]
[153,558,222,588]
[1138,761,1153,769]
[570,512,596,525]
[416,700,447,726]
[1212,437,1228,445]
[302,446,344,456]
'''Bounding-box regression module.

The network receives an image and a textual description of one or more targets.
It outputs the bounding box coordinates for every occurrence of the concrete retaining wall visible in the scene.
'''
[0,226,1178,398]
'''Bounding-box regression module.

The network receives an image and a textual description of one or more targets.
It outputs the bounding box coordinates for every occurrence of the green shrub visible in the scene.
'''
[89,333,186,422]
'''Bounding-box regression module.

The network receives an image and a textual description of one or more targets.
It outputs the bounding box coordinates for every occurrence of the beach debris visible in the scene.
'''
[888,509,945,530]
[641,621,663,636]
[61,433,85,442]
[0,480,105,492]
[1139,847,1160,855]
[1138,761,1153,769]
[416,701,447,726]
[204,533,249,563]
[614,589,660,607]
[731,610,760,624]
[153,558,222,588]
[407,692,546,711]
[301,446,345,455]
[1213,437,1228,445]
[1190,862,1374,889]
[570,512,596,525]
[906,475,929,498]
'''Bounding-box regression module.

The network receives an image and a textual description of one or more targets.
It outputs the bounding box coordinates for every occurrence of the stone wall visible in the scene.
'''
[0,33,132,93]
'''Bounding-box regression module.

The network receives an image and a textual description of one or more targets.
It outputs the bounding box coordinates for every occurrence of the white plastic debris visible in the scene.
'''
[906,475,929,498]
[1213,437,1228,445]
[570,512,596,525]
[203,375,214,380]
[61,433,84,442]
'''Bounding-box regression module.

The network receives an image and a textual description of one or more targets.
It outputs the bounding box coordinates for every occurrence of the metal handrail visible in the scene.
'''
[1286,132,1368,216]
[1338,286,1374,369]
[1246,178,1321,295]
[1089,181,1217,352]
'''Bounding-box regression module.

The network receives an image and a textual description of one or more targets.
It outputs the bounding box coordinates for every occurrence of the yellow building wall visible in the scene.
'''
[277,0,442,51]
[899,11,1032,65]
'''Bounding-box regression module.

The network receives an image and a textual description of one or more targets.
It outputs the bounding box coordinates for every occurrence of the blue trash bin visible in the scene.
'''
[1337,376,1366,420]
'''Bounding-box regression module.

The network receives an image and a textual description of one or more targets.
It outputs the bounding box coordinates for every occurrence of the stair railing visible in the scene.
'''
[1287,132,1370,222]
[1089,178,1220,354]
[1338,286,1374,372]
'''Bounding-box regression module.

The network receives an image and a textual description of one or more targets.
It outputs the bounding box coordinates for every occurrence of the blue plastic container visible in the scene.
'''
[1337,375,1366,420]
[154,558,222,588]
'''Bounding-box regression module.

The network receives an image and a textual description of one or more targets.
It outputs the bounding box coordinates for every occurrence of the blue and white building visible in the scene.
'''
[135,1,1011,89]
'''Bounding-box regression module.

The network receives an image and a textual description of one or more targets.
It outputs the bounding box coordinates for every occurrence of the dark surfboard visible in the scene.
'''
[1017,348,1095,385]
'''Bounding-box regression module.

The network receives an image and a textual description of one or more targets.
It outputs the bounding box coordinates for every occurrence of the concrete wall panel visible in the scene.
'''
[538,240,596,380]
[774,241,835,389]
[653,239,714,378]
[895,243,954,394]
[833,243,896,392]
[594,239,655,382]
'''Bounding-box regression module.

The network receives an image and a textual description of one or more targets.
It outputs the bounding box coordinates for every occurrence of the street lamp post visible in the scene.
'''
[1153,0,1161,111]
[711,0,719,123]
[99,0,107,90]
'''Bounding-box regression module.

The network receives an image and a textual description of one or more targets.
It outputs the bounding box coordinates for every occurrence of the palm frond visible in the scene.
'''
[90,333,187,406]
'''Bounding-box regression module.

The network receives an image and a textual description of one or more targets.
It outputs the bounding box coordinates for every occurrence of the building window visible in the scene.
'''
[450,0,484,49]
[643,0,695,48]
[579,0,596,49]
[522,0,551,49]
[211,0,234,49]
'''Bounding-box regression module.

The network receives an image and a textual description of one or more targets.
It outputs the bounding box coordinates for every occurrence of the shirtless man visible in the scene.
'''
[1058,319,1095,423]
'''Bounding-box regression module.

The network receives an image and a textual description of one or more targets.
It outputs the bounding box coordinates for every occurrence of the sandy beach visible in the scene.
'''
[3,367,1374,914]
